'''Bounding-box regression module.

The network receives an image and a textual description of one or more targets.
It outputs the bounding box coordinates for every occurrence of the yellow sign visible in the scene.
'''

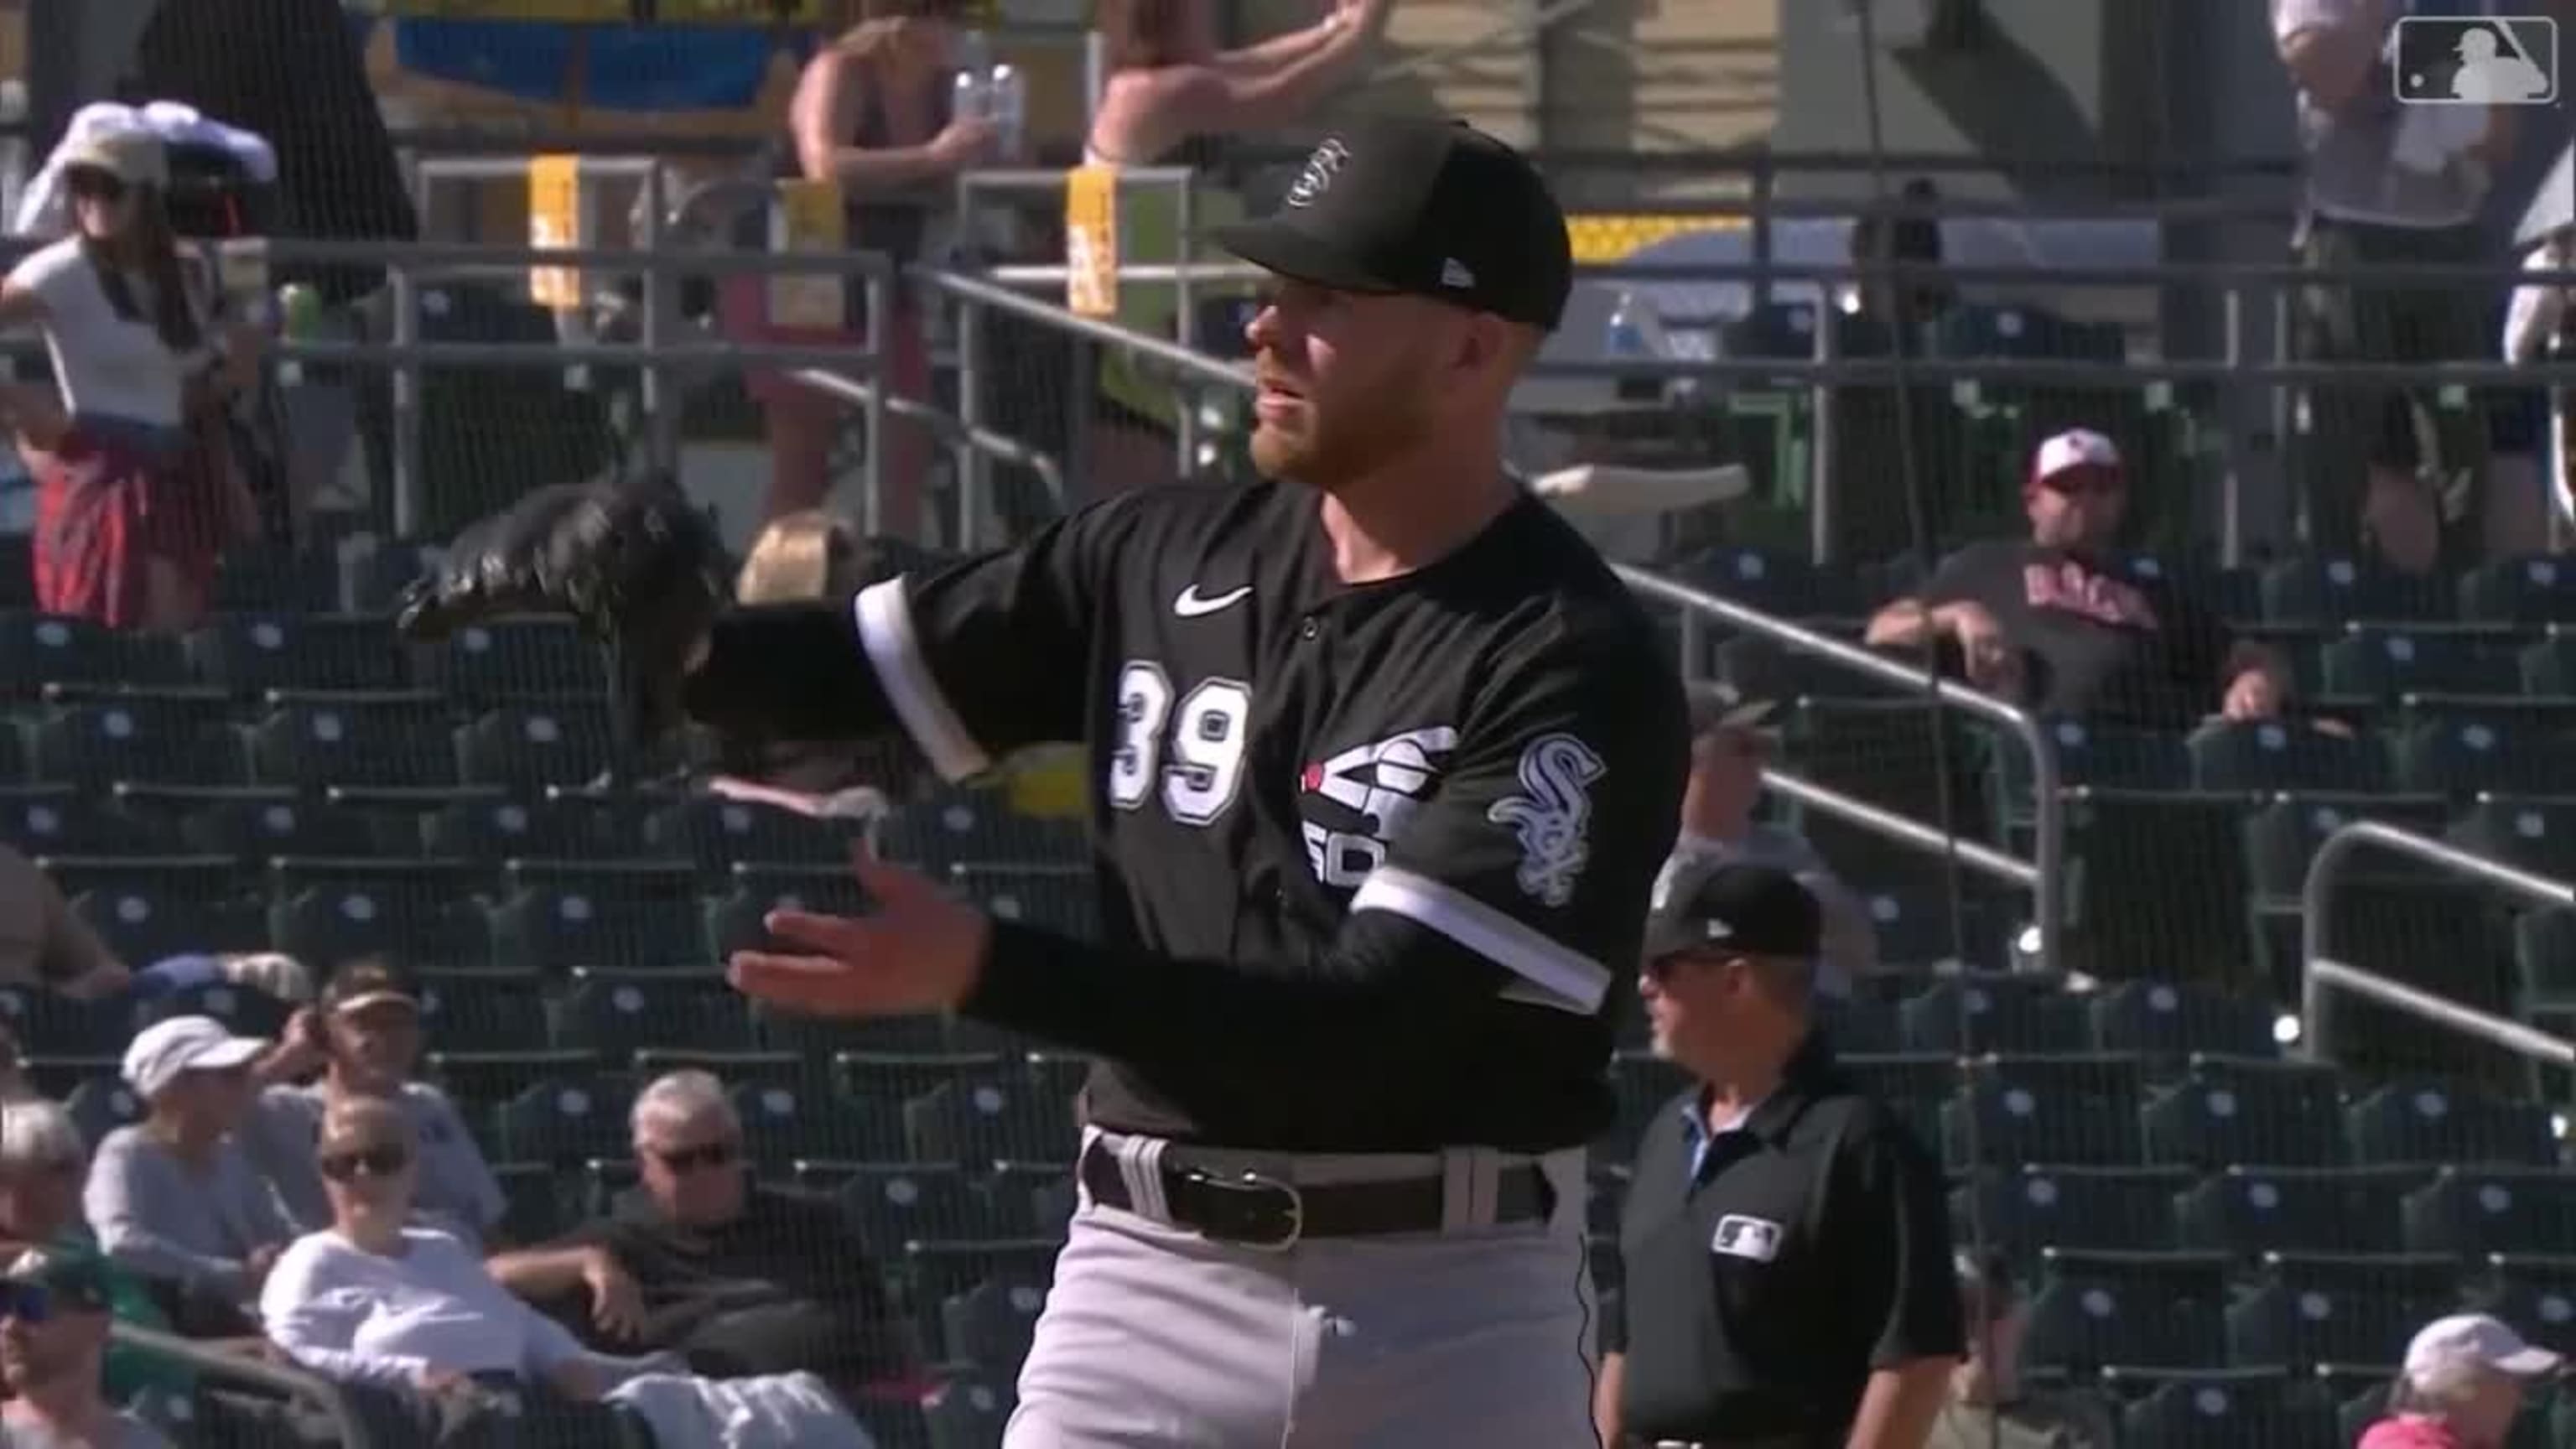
[1065,164,1119,319]
[527,154,584,311]
[378,0,631,18]
[767,180,847,331]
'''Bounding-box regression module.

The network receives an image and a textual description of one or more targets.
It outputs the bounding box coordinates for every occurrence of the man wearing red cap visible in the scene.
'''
[1863,428,2288,726]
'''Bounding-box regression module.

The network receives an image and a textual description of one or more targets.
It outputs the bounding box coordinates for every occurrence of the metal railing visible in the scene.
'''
[112,1322,376,1449]
[2299,819,2576,1073]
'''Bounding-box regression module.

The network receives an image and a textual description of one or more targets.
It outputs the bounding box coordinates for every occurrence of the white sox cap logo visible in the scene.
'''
[1286,138,1352,209]
[1487,733,1606,908]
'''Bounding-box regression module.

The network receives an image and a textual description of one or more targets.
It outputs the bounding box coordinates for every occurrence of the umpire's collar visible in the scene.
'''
[1695,1029,1843,1147]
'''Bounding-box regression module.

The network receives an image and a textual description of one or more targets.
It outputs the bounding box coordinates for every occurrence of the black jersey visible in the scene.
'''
[686,479,1687,1152]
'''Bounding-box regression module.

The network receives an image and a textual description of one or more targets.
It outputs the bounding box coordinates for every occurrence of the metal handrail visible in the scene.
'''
[111,1322,375,1449]
[917,268,1254,392]
[1613,566,2063,975]
[2300,819,2576,1072]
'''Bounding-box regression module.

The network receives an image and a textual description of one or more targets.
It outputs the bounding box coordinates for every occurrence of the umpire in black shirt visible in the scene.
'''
[1598,861,1962,1449]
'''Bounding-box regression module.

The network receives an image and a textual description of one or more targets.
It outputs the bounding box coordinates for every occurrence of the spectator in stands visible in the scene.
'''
[1080,0,1397,495]
[0,1246,179,1449]
[2503,210,2573,526]
[1662,684,1875,997]
[0,123,260,633]
[1862,428,2289,727]
[2,844,312,1006]
[488,1071,903,1390]
[0,1101,201,1404]
[86,1015,295,1335]
[240,961,505,1249]
[2360,1313,2563,1449]
[2276,0,2506,574]
[257,1098,615,1423]
[727,0,1000,538]
[1923,1249,2111,1449]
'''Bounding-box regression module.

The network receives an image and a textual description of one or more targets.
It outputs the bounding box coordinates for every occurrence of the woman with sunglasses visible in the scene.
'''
[0,124,257,633]
[257,1097,621,1435]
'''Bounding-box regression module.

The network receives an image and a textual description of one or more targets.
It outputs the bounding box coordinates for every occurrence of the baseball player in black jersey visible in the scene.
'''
[399,115,1687,1448]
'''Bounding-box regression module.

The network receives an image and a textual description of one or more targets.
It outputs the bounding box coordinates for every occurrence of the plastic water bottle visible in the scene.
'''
[952,67,991,125]
[989,63,1026,160]
[1604,288,1670,402]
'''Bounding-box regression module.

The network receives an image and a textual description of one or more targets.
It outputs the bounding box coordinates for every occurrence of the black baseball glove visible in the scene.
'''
[394,480,733,746]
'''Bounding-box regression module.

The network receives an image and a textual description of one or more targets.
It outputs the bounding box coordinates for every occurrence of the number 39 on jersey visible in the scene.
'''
[1107,661,1254,828]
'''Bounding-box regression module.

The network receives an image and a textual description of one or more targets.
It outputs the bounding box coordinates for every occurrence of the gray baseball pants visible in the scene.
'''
[1004,1130,1601,1448]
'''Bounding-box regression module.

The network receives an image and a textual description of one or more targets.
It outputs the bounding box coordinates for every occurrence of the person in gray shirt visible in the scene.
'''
[0,1247,178,1449]
[80,1016,293,1328]
[2275,0,2510,574]
[238,960,505,1247]
[1658,685,1877,997]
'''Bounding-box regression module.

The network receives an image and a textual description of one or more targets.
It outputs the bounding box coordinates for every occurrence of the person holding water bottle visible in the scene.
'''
[725,0,1006,538]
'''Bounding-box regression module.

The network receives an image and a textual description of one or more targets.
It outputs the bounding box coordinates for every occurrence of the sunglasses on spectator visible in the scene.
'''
[0,1282,55,1323]
[317,1144,412,1182]
[64,168,126,203]
[648,1140,740,1175]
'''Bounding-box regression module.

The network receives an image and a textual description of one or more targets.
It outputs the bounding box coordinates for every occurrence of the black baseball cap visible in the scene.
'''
[1644,860,1823,963]
[1212,117,1575,331]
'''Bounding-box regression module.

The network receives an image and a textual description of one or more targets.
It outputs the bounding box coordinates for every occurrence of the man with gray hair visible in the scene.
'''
[487,1070,903,1391]
[2360,1312,2563,1448]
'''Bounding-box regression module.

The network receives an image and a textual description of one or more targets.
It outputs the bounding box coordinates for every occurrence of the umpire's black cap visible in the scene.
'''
[1644,860,1823,963]
[1212,117,1575,331]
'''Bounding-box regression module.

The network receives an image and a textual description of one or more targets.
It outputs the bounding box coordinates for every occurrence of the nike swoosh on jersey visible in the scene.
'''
[1172,584,1253,617]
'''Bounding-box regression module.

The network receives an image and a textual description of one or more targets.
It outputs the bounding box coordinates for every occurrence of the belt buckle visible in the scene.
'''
[1186,1166,1305,1252]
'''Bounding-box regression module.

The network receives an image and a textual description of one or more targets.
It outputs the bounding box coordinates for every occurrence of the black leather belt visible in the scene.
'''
[1078,1139,1554,1250]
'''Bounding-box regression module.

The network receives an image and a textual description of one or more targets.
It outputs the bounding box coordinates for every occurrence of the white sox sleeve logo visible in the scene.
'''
[1486,733,1607,908]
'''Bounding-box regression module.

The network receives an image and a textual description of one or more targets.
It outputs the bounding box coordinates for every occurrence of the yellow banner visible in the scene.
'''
[767,179,848,331]
[527,154,584,311]
[1065,164,1119,319]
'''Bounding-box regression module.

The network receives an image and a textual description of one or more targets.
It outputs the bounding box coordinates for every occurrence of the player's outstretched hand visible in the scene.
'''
[727,848,991,1018]
[392,480,732,744]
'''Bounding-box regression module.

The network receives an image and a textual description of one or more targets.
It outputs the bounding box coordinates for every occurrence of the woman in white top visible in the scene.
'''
[1079,0,1395,494]
[259,1096,610,1413]
[0,125,256,633]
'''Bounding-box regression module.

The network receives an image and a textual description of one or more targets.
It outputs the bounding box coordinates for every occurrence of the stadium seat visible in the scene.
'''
[2517,633,2576,697]
[554,969,755,1058]
[2174,1164,2418,1259]
[0,614,178,693]
[2139,1056,2348,1171]
[209,542,340,614]
[125,785,384,860]
[268,880,492,970]
[436,621,609,705]
[2346,1079,2559,1168]
[488,869,710,974]
[878,786,1087,873]
[0,785,155,856]
[2461,557,2576,626]
[190,615,404,695]
[979,1161,1078,1240]
[2259,557,2454,625]
[2320,628,2521,701]
[69,879,260,963]
[2240,792,2451,906]
[1784,698,1989,884]
[2089,979,2277,1062]
[0,984,128,1058]
[641,794,860,872]
[940,1270,1050,1376]
[922,1373,1015,1449]
[456,707,617,792]
[708,866,872,958]
[1956,1164,2188,1265]
[1996,719,2190,804]
[29,700,244,789]
[946,863,1098,941]
[818,1162,989,1251]
[2060,789,2257,986]
[1709,633,1882,708]
[2400,1166,2576,1259]
[720,1076,845,1166]
[1838,1052,1960,1153]
[2513,906,2576,1015]
[904,1241,1059,1366]
[62,1076,142,1148]
[133,979,291,1039]
[488,1161,566,1246]
[2021,1248,2230,1372]
[427,1051,600,1124]
[248,697,458,790]
[1898,974,2087,1055]
[2111,1368,2323,1449]
[2449,797,2576,881]
[2487,1257,2576,1358]
[414,968,552,1053]
[2394,710,2576,796]
[493,1077,633,1165]
[2186,719,2384,794]
[418,788,605,861]
[1943,1055,2147,1168]
[1815,994,1901,1054]
[1670,546,1838,619]
[2225,1251,2458,1368]
[901,1057,1078,1166]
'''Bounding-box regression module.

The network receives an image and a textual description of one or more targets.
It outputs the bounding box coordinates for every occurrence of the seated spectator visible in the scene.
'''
[85,1015,294,1335]
[1660,685,1875,997]
[488,1070,903,1390]
[1,842,311,1005]
[1862,428,2288,727]
[239,961,504,1247]
[258,1098,614,1430]
[1923,1249,2111,1449]
[0,1101,200,1402]
[2360,1313,2564,1449]
[0,1246,179,1448]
